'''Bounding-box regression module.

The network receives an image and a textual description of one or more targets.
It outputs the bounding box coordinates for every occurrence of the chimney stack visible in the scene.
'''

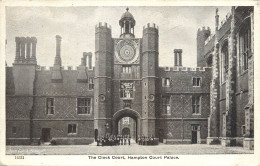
[31,37,37,64]
[87,52,92,69]
[15,37,21,63]
[52,35,63,82]
[20,37,26,62]
[174,49,182,67]
[54,35,62,66]
[81,52,87,66]
[77,52,88,82]
[26,37,31,61]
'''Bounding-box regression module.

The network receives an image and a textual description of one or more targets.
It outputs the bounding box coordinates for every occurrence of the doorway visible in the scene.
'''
[191,125,200,144]
[158,129,164,143]
[122,127,130,136]
[95,129,98,142]
[41,128,51,142]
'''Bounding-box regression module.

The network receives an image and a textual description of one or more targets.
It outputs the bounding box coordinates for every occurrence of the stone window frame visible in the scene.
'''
[89,77,94,90]
[162,77,171,87]
[12,126,17,134]
[162,95,171,115]
[192,77,202,87]
[122,65,132,73]
[238,19,251,74]
[192,95,201,115]
[220,40,229,83]
[76,97,92,115]
[68,123,77,134]
[46,98,55,115]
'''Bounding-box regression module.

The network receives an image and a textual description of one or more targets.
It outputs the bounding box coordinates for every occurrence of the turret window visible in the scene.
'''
[162,78,170,87]
[12,127,17,134]
[89,78,94,90]
[192,96,201,114]
[122,65,131,73]
[162,96,171,115]
[46,98,54,115]
[192,77,201,87]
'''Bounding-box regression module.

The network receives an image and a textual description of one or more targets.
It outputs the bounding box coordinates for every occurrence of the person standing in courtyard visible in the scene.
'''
[128,135,131,145]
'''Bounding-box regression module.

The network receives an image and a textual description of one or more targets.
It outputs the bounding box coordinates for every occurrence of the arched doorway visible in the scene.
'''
[122,127,130,136]
[112,109,141,142]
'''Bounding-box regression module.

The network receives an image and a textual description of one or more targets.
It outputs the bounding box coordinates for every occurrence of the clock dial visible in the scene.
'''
[120,45,135,61]
[114,39,139,64]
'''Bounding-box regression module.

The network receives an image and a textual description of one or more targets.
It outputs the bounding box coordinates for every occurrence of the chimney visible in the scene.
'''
[174,49,182,67]
[52,35,63,82]
[87,52,92,69]
[26,37,31,61]
[14,37,20,63]
[20,37,26,63]
[54,35,62,66]
[31,37,37,64]
[77,52,88,82]
[83,52,88,66]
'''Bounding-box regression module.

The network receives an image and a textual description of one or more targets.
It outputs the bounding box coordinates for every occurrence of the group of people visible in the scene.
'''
[96,134,131,146]
[137,135,156,146]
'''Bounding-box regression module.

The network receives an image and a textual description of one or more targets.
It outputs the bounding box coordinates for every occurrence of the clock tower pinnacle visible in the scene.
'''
[119,7,135,38]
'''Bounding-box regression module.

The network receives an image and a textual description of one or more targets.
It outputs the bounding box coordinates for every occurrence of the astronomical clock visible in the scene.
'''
[114,39,140,64]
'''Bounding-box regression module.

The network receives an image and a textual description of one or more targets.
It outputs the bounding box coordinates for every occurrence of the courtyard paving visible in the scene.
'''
[6,142,253,155]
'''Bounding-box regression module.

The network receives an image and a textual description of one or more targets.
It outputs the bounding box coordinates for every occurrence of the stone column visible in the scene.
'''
[14,37,21,63]
[20,37,26,63]
[123,20,126,33]
[222,6,236,146]
[207,8,220,144]
[26,37,31,61]
[244,10,254,150]
[31,37,37,64]
[129,21,131,33]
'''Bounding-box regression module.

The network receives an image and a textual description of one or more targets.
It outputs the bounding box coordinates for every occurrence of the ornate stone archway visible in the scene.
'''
[112,109,141,142]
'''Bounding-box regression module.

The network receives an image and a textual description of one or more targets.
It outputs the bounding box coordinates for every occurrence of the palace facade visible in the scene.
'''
[6,6,254,149]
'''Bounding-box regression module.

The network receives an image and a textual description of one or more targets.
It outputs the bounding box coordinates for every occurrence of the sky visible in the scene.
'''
[5,6,231,68]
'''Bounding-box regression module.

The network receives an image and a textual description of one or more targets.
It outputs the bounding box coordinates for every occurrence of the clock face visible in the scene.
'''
[114,39,139,64]
[120,45,135,61]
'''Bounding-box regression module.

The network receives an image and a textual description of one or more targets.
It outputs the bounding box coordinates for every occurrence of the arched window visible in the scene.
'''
[221,41,229,82]
[239,18,251,73]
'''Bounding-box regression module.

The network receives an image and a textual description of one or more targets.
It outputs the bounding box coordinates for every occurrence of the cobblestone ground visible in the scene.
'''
[6,142,253,155]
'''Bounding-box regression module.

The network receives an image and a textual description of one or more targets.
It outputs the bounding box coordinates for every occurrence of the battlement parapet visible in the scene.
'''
[36,65,95,71]
[160,66,212,72]
[95,22,112,30]
[197,26,210,33]
[219,12,231,30]
[143,23,159,30]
